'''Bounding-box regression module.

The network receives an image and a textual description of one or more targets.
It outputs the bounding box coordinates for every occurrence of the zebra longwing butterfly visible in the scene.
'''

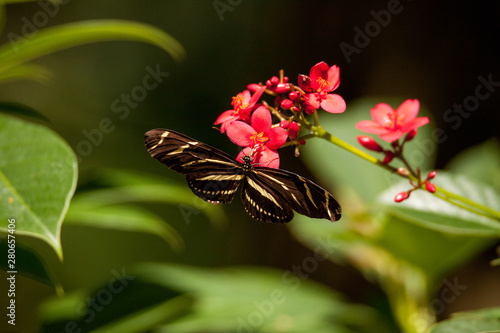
[145,129,341,223]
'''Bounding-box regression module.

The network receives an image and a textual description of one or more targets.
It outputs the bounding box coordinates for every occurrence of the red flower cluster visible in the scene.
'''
[214,61,347,168]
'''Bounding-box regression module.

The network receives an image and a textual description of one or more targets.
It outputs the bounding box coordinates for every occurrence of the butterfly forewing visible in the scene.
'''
[145,129,243,204]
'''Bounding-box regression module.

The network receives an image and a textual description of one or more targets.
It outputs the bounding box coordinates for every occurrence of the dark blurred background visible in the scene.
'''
[0,0,498,330]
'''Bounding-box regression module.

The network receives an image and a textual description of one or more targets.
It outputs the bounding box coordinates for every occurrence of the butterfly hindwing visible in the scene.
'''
[247,168,342,223]
[186,171,243,204]
[241,173,295,223]
[145,129,243,204]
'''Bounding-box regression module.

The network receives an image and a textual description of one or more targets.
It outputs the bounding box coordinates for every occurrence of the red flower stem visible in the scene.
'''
[311,125,500,221]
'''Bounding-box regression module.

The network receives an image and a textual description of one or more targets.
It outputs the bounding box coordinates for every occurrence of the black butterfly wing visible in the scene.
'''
[243,167,341,223]
[145,129,243,204]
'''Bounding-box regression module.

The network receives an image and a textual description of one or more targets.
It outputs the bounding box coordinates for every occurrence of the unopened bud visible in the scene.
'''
[427,171,436,180]
[270,76,279,85]
[405,129,417,141]
[275,83,291,94]
[299,139,306,145]
[247,83,262,92]
[289,91,300,101]
[397,167,410,176]
[304,105,315,115]
[394,191,410,202]
[298,74,312,92]
[280,99,294,110]
[279,120,289,129]
[383,151,395,164]
[288,121,300,139]
[425,182,436,193]
[357,135,383,152]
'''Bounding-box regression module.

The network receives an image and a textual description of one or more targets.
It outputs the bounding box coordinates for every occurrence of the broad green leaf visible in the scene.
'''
[379,172,500,236]
[447,139,500,191]
[302,97,435,203]
[0,239,63,295]
[429,307,500,333]
[0,101,50,123]
[136,263,394,333]
[40,277,192,333]
[0,62,52,83]
[76,169,227,228]
[0,19,186,75]
[0,114,77,258]
[65,200,184,252]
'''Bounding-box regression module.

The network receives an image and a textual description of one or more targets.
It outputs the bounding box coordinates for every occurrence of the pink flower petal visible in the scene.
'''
[400,116,429,132]
[321,94,346,113]
[356,120,387,134]
[250,106,272,134]
[325,65,340,92]
[396,99,420,123]
[214,110,235,125]
[239,90,251,104]
[226,121,255,147]
[267,127,288,149]
[255,148,280,168]
[247,86,267,107]
[380,129,405,142]
[371,103,393,126]
[304,93,321,109]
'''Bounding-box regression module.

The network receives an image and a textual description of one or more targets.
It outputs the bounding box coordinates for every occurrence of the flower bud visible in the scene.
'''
[289,91,300,101]
[397,167,410,176]
[304,105,315,115]
[288,121,299,139]
[247,83,262,92]
[357,135,383,152]
[282,76,289,83]
[405,129,417,141]
[275,83,291,94]
[298,74,312,92]
[383,151,395,164]
[280,99,293,110]
[279,120,289,129]
[427,170,436,180]
[290,106,300,112]
[425,182,436,193]
[394,191,410,202]
[270,76,279,85]
[299,139,306,145]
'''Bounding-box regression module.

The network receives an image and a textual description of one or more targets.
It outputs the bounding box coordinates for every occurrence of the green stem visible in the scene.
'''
[311,124,500,221]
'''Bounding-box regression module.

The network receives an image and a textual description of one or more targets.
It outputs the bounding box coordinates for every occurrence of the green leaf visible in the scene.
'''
[136,263,394,333]
[0,19,186,76]
[429,307,500,333]
[77,169,227,228]
[0,114,77,258]
[0,101,50,123]
[378,172,500,236]
[40,277,193,333]
[447,139,500,191]
[65,201,184,252]
[302,97,435,203]
[0,62,52,83]
[0,239,63,295]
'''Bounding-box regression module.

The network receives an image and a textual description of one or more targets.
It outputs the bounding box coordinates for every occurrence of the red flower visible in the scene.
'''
[356,99,429,142]
[300,62,346,114]
[226,106,288,168]
[214,86,266,133]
